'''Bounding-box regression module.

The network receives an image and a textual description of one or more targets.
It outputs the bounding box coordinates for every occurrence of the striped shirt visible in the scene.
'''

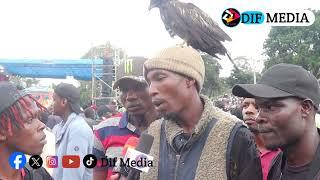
[21,168,25,179]
[93,112,140,180]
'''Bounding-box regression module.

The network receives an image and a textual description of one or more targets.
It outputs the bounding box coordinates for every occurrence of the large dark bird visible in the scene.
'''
[149,0,239,70]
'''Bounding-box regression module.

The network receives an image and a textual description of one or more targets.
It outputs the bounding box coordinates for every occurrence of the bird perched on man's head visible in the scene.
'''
[149,0,238,70]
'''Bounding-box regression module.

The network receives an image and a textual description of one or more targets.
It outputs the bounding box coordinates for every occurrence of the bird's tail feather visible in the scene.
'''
[226,52,240,71]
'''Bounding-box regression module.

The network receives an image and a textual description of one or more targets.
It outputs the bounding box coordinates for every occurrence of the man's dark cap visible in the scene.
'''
[232,63,320,108]
[0,82,28,114]
[113,76,148,92]
[54,83,82,114]
[97,105,111,117]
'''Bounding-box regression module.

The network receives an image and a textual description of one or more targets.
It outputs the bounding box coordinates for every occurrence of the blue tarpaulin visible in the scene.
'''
[0,59,104,80]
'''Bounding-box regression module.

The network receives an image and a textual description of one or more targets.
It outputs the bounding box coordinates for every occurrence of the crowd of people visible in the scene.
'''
[0,45,320,180]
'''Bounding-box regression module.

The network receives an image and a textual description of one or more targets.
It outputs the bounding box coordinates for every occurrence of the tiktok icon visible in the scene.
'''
[83,154,97,168]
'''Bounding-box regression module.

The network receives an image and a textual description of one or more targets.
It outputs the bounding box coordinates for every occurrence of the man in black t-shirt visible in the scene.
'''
[233,63,320,180]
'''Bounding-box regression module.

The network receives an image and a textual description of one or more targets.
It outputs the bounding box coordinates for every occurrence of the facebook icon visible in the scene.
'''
[9,152,27,169]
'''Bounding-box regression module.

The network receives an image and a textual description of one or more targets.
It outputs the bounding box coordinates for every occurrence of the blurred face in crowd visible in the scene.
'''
[255,97,313,150]
[0,96,47,155]
[52,93,67,116]
[107,101,118,114]
[120,85,153,116]
[147,69,194,118]
[242,98,259,133]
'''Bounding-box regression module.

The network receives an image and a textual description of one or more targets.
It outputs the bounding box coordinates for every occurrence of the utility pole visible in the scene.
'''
[251,56,257,84]
[91,57,96,105]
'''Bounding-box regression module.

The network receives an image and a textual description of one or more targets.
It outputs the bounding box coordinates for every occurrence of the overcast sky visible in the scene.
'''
[0,0,319,78]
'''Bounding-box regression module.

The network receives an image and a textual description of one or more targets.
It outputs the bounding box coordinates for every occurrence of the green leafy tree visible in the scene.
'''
[9,76,39,89]
[25,78,40,88]
[79,80,92,108]
[201,54,227,97]
[227,69,255,87]
[226,56,261,87]
[263,10,320,77]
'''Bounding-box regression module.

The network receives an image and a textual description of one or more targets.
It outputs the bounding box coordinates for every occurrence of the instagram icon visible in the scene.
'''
[46,156,58,168]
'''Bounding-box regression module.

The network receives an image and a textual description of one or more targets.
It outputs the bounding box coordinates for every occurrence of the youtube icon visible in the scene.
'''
[62,155,80,168]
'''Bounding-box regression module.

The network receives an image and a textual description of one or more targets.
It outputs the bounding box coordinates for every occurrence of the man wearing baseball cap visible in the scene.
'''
[52,83,93,180]
[232,63,320,180]
[93,76,158,180]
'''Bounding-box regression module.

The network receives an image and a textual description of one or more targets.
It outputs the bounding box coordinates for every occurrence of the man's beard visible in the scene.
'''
[162,112,184,126]
[248,126,259,133]
[128,114,148,127]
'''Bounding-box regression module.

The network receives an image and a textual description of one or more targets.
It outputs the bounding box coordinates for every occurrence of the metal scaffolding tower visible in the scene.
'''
[91,48,125,105]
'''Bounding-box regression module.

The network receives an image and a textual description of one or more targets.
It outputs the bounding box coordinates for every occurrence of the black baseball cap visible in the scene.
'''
[113,76,148,92]
[232,63,320,108]
[54,83,82,114]
[97,105,111,117]
[0,82,28,114]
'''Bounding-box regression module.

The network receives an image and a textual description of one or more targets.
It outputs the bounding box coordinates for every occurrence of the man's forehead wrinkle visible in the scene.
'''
[255,98,272,106]
[151,71,162,77]
[152,69,167,76]
[256,98,290,107]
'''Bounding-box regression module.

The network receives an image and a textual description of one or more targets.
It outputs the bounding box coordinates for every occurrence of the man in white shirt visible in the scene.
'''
[52,83,93,180]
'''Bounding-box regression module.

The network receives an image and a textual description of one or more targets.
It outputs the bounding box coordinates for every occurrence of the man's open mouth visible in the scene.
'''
[152,99,164,107]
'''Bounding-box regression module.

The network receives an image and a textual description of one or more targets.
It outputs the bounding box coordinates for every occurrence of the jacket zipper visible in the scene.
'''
[174,154,181,180]
[172,130,192,180]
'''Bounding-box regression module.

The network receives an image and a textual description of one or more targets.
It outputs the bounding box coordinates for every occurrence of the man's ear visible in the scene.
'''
[186,78,196,89]
[301,99,313,118]
[61,98,68,106]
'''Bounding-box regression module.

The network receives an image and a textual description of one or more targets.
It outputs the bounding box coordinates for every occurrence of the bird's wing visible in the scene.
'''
[171,1,232,42]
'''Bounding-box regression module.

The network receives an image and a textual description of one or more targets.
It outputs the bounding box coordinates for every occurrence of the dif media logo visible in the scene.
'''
[222,8,315,27]
[9,152,27,169]
[221,8,242,27]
